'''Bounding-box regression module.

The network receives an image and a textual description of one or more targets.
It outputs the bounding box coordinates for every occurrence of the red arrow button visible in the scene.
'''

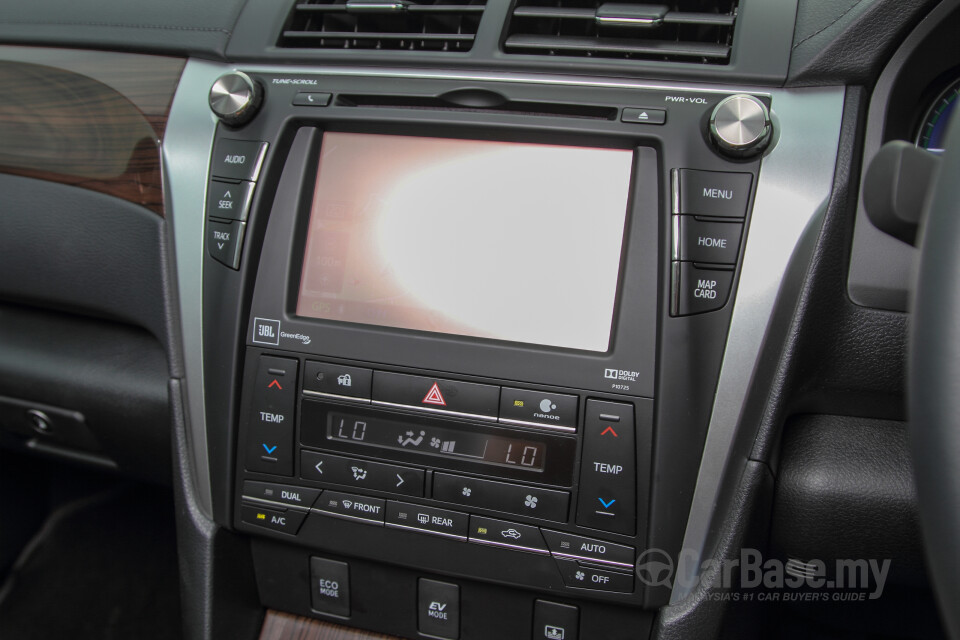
[600,426,618,437]
[268,379,282,390]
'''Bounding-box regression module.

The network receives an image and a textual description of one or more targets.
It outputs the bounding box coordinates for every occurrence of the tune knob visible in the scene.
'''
[709,94,772,158]
[209,72,262,127]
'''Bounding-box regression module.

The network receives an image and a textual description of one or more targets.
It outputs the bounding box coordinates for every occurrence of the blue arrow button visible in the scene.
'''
[598,497,616,508]
[262,444,278,454]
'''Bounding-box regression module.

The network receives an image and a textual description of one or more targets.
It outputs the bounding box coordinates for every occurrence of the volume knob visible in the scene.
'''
[209,72,262,127]
[709,94,772,158]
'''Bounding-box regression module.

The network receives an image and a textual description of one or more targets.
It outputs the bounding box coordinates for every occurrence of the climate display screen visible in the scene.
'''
[296,132,634,352]
[328,411,547,472]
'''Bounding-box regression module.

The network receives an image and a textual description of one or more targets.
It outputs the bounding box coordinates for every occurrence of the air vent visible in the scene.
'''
[503,0,738,63]
[278,0,486,52]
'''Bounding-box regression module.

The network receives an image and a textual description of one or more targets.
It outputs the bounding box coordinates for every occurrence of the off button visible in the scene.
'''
[674,263,734,316]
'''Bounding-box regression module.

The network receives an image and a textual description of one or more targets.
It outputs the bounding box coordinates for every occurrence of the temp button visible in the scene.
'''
[575,400,636,535]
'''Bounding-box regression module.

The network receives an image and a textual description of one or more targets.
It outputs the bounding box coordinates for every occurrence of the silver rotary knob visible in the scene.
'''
[209,71,263,127]
[709,94,772,158]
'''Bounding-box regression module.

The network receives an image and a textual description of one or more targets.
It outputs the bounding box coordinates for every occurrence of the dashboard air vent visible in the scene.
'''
[503,0,738,63]
[278,0,486,52]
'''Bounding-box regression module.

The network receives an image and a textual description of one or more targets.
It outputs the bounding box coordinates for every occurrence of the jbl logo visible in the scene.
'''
[253,318,281,345]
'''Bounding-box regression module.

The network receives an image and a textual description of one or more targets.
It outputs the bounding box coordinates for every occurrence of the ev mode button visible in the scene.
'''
[418,579,460,639]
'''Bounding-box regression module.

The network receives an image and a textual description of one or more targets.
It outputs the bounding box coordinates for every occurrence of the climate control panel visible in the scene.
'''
[234,347,652,608]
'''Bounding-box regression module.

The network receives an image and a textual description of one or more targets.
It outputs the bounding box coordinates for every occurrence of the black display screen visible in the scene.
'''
[328,411,546,471]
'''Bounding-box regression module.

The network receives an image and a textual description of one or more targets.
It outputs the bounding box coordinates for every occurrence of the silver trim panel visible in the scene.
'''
[385,522,468,541]
[303,389,373,404]
[497,418,577,432]
[162,60,227,519]
[670,86,845,603]
[551,552,635,569]
[372,400,498,422]
[241,495,311,512]
[311,507,386,526]
[467,538,551,555]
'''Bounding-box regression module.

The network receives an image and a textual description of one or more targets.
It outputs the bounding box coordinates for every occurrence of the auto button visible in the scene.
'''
[541,529,635,568]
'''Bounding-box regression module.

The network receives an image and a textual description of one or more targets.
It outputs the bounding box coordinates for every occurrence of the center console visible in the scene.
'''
[198,69,764,639]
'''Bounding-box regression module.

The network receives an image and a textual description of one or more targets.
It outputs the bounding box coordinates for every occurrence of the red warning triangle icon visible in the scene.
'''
[422,382,446,406]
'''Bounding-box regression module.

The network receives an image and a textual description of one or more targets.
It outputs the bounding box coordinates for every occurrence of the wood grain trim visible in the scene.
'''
[0,46,185,216]
[259,610,403,640]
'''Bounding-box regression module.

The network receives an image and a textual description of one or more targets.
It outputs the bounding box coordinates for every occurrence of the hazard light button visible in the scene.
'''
[372,371,499,420]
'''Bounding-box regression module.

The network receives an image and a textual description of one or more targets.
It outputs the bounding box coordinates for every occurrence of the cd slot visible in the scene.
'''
[334,93,618,120]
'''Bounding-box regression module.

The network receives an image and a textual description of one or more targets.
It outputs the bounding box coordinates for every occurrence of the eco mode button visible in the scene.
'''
[678,169,752,218]
[310,557,350,617]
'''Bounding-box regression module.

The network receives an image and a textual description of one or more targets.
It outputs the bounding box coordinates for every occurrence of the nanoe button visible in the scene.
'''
[678,169,752,218]
[674,263,735,316]
[498,387,578,431]
[372,371,499,420]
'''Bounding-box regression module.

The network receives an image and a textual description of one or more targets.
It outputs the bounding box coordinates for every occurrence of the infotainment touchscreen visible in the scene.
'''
[295,132,634,352]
